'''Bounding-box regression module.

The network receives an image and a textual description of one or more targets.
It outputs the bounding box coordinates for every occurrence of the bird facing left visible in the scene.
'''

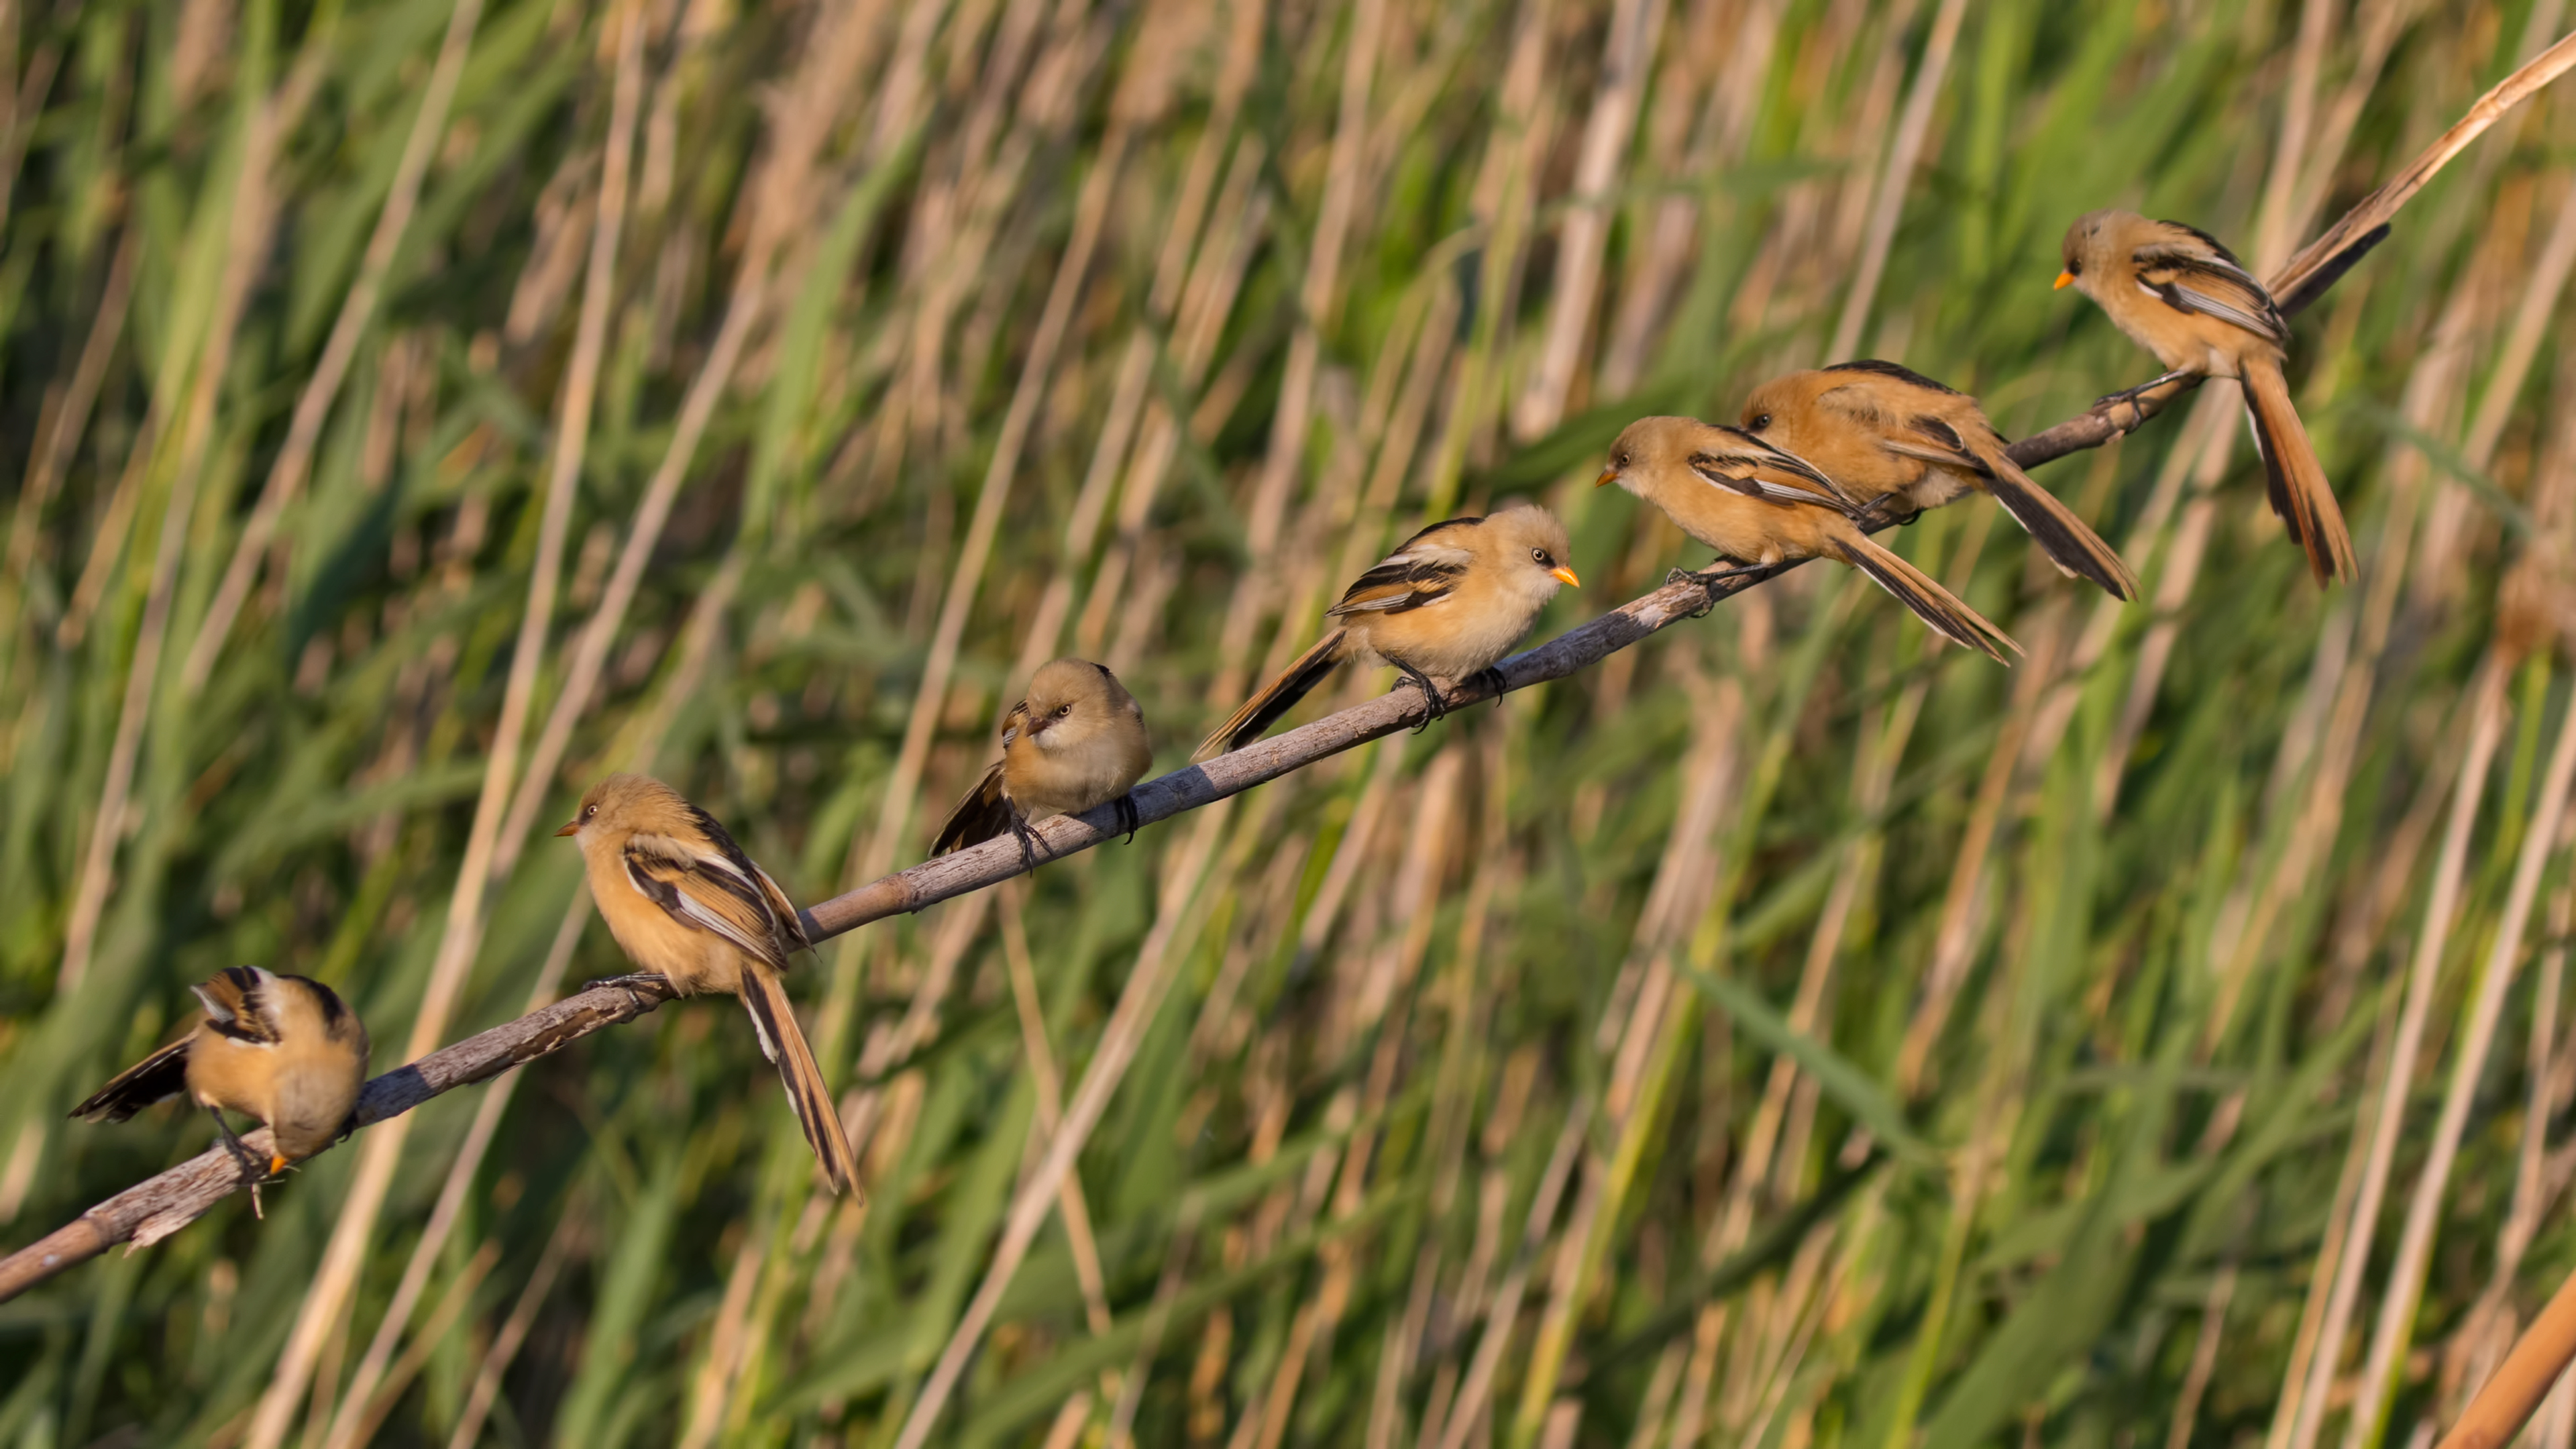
[69,966,370,1183]
[558,773,863,1196]
[930,657,1154,868]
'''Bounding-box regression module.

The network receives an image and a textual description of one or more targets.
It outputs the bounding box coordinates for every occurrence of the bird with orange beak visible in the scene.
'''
[70,967,370,1184]
[558,773,861,1195]
[1194,504,1579,760]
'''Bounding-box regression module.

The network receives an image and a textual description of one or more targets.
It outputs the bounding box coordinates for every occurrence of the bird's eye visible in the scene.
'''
[584,804,598,819]
[2066,259,2083,276]
[1531,548,1548,565]
[1752,413,1772,430]
[1056,704,1074,718]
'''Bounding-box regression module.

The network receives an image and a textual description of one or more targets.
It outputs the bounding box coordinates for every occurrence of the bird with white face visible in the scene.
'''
[1193,503,1579,761]
[931,657,1155,868]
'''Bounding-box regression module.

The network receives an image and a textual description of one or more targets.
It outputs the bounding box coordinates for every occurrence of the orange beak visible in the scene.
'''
[554,818,580,837]
[1550,566,1581,588]
[269,1153,290,1175]
[1594,466,1619,488]
[2053,270,2076,290]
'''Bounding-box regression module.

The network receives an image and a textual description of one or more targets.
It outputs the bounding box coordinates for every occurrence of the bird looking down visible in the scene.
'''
[70,966,370,1182]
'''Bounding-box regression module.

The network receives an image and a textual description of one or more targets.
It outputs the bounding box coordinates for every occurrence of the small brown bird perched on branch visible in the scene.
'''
[559,774,861,1195]
[1597,416,2020,661]
[931,657,1154,869]
[70,967,370,1182]
[1193,503,1580,761]
[2058,209,2357,584]
[1741,362,2139,600]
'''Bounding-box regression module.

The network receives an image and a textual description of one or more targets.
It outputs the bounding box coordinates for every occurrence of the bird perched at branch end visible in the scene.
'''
[2059,209,2356,585]
[932,657,1154,869]
[1741,362,2139,600]
[1597,415,2020,661]
[1193,503,1579,761]
[70,967,369,1183]
[559,773,861,1196]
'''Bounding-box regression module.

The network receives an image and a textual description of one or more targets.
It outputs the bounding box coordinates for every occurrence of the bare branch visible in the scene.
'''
[10,25,2576,1311]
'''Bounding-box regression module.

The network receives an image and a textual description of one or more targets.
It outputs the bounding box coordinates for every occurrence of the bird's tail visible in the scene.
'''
[739,964,863,1197]
[68,1037,193,1123]
[1191,629,1352,761]
[1979,447,2141,600]
[928,761,1012,855]
[1834,532,2021,662]
[2241,356,2357,585]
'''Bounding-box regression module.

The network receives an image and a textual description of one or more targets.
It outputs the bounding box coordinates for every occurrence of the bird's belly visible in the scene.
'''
[1905,469,1975,510]
[1014,751,1142,818]
[1650,487,1829,565]
[1364,604,1532,681]
[602,908,743,996]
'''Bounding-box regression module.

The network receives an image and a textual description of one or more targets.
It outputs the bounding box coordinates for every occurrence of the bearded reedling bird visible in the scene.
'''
[1741,362,2139,600]
[1193,503,1579,761]
[559,774,861,1195]
[930,657,1154,868]
[1597,416,2020,661]
[2058,209,2356,584]
[70,967,369,1181]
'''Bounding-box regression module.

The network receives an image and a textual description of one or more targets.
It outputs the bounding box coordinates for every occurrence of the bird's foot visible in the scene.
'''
[1859,496,1923,529]
[1114,793,1140,844]
[582,973,672,1012]
[1007,806,1050,875]
[2095,370,2194,431]
[1396,665,1448,731]
[1472,666,1508,710]
[1672,562,1770,616]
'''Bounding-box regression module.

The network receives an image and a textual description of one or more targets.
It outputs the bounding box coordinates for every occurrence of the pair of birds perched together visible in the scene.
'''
[66,209,2352,1199]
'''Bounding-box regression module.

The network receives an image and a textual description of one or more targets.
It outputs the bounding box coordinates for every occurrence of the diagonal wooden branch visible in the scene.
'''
[7,25,2575,1311]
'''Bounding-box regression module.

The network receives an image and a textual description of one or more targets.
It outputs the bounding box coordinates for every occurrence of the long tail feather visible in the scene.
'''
[1191,629,1351,761]
[2241,356,2357,585]
[739,965,863,1197]
[929,761,1012,855]
[1835,533,2022,662]
[68,1036,193,1122]
[1979,447,2141,600]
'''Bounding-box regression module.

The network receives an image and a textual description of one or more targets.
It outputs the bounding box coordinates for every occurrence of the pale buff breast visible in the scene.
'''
[1352,593,1537,682]
[1638,479,1846,567]
[184,1029,364,1164]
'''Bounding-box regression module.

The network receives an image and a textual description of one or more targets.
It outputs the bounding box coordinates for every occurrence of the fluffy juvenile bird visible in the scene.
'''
[1741,362,2139,600]
[1193,503,1578,761]
[559,774,861,1195]
[70,967,369,1181]
[931,657,1153,867]
[2058,209,2355,584]
[1597,416,2020,661]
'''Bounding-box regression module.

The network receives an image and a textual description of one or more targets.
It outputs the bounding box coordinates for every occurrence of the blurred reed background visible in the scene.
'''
[3,0,2576,1444]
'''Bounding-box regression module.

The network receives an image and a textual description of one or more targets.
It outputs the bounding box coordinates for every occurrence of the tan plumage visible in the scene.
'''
[2059,209,2356,584]
[558,774,861,1195]
[1741,362,2139,600]
[1597,416,2020,661]
[70,967,370,1178]
[1193,503,1580,761]
[932,658,1154,863]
